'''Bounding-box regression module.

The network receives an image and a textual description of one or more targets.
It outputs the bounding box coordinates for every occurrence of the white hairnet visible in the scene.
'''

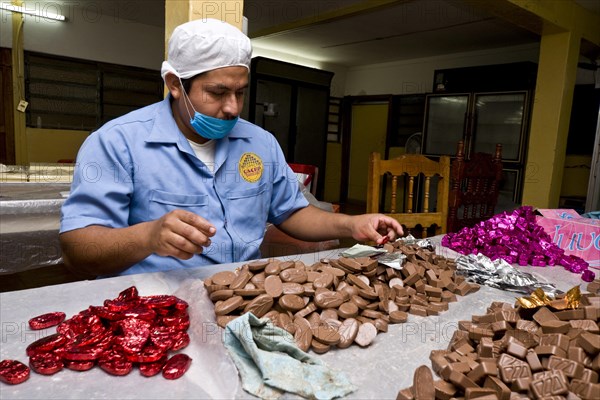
[161,18,252,81]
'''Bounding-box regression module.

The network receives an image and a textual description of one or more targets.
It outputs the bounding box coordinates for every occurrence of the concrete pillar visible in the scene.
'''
[522,29,581,208]
[165,0,244,52]
[11,0,27,165]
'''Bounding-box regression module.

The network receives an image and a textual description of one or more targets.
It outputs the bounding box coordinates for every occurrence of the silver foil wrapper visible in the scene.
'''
[456,253,561,295]
[397,234,435,251]
[375,252,407,270]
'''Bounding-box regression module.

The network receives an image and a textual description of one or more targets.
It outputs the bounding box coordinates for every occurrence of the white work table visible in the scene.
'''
[0,238,589,399]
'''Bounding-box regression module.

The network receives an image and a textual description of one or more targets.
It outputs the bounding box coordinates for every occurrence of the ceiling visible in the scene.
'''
[73,0,600,67]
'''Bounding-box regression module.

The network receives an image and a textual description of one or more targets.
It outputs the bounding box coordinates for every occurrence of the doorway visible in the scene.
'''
[342,98,391,210]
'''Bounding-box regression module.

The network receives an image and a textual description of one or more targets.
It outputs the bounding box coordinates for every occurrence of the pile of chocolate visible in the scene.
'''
[205,243,480,353]
[0,286,191,385]
[397,280,600,399]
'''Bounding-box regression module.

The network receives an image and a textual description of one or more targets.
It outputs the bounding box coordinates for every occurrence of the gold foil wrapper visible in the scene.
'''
[516,285,581,310]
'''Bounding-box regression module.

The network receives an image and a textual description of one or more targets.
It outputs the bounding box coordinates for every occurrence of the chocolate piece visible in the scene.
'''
[337,302,358,318]
[280,268,308,284]
[336,318,359,349]
[247,259,269,272]
[540,333,570,351]
[570,378,600,400]
[282,282,305,295]
[312,324,340,345]
[314,291,344,309]
[483,376,511,400]
[264,275,283,298]
[430,352,450,375]
[293,317,313,352]
[310,339,330,354]
[434,379,457,400]
[492,320,511,334]
[464,387,497,399]
[354,322,377,347]
[580,368,599,383]
[264,262,281,276]
[373,318,388,333]
[506,341,528,359]
[578,332,600,355]
[546,355,584,378]
[229,269,252,290]
[535,345,568,359]
[211,271,236,286]
[250,272,266,288]
[540,320,571,335]
[478,337,495,358]
[411,365,435,400]
[278,294,305,312]
[396,387,415,400]
[526,349,544,372]
[234,288,266,297]
[243,294,274,318]
[448,370,478,390]
[530,370,568,398]
[498,353,532,384]
[510,376,530,393]
[570,320,600,333]
[533,307,560,324]
[467,360,498,383]
[214,295,243,316]
[554,308,585,321]
[313,272,334,289]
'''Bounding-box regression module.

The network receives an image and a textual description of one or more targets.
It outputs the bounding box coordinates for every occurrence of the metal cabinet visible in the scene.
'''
[423,62,537,204]
[422,90,532,204]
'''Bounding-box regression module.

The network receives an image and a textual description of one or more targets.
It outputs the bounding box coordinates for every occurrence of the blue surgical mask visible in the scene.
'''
[189,112,238,140]
[179,78,238,140]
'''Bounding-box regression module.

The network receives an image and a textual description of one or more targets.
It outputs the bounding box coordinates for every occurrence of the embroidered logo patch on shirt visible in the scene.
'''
[239,152,263,183]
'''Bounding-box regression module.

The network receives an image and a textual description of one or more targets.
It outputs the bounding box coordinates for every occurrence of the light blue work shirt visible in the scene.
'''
[60,96,308,276]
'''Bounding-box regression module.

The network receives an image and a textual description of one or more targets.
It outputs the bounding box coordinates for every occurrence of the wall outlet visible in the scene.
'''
[17,100,28,112]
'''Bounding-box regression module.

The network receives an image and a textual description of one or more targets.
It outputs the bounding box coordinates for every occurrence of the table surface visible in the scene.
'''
[0,239,588,399]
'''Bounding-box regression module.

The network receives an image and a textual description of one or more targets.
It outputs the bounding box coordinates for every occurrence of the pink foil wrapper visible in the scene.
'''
[442,206,593,281]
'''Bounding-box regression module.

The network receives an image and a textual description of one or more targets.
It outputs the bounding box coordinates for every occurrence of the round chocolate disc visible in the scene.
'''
[264,275,283,298]
[278,294,305,312]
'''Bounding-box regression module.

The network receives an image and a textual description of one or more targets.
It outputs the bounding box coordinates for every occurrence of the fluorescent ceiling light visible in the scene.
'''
[0,3,67,21]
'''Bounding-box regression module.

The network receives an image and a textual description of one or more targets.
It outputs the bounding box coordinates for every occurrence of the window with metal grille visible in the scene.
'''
[25,52,163,131]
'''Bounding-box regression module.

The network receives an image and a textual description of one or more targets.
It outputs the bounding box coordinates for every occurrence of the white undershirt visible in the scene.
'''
[187,139,216,174]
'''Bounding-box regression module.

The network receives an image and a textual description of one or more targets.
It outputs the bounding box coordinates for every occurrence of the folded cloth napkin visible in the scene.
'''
[223,313,355,400]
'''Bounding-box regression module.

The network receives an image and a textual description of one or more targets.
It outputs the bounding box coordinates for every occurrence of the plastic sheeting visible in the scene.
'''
[0,242,585,399]
[0,183,70,274]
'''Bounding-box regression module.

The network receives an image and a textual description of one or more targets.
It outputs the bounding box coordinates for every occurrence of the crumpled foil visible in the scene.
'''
[397,234,435,251]
[456,253,561,295]
[442,206,594,282]
[516,286,580,310]
[375,252,407,270]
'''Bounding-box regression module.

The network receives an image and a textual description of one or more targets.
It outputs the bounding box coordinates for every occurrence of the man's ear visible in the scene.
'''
[164,73,182,99]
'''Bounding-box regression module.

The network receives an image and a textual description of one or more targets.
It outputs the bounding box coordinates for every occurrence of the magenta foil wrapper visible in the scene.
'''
[442,206,594,281]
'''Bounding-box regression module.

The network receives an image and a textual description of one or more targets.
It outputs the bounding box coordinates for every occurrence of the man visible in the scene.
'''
[60,19,403,277]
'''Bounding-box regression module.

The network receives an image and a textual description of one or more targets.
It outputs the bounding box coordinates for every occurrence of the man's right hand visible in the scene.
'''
[147,209,216,260]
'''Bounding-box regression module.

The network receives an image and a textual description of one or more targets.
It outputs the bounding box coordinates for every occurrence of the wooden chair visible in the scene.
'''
[447,141,503,233]
[367,152,451,238]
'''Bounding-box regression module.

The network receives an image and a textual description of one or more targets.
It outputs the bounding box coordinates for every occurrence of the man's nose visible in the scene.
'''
[222,93,240,116]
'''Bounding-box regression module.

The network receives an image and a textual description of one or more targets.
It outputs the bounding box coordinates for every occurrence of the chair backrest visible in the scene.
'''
[288,163,318,196]
[367,152,450,238]
[447,140,503,233]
